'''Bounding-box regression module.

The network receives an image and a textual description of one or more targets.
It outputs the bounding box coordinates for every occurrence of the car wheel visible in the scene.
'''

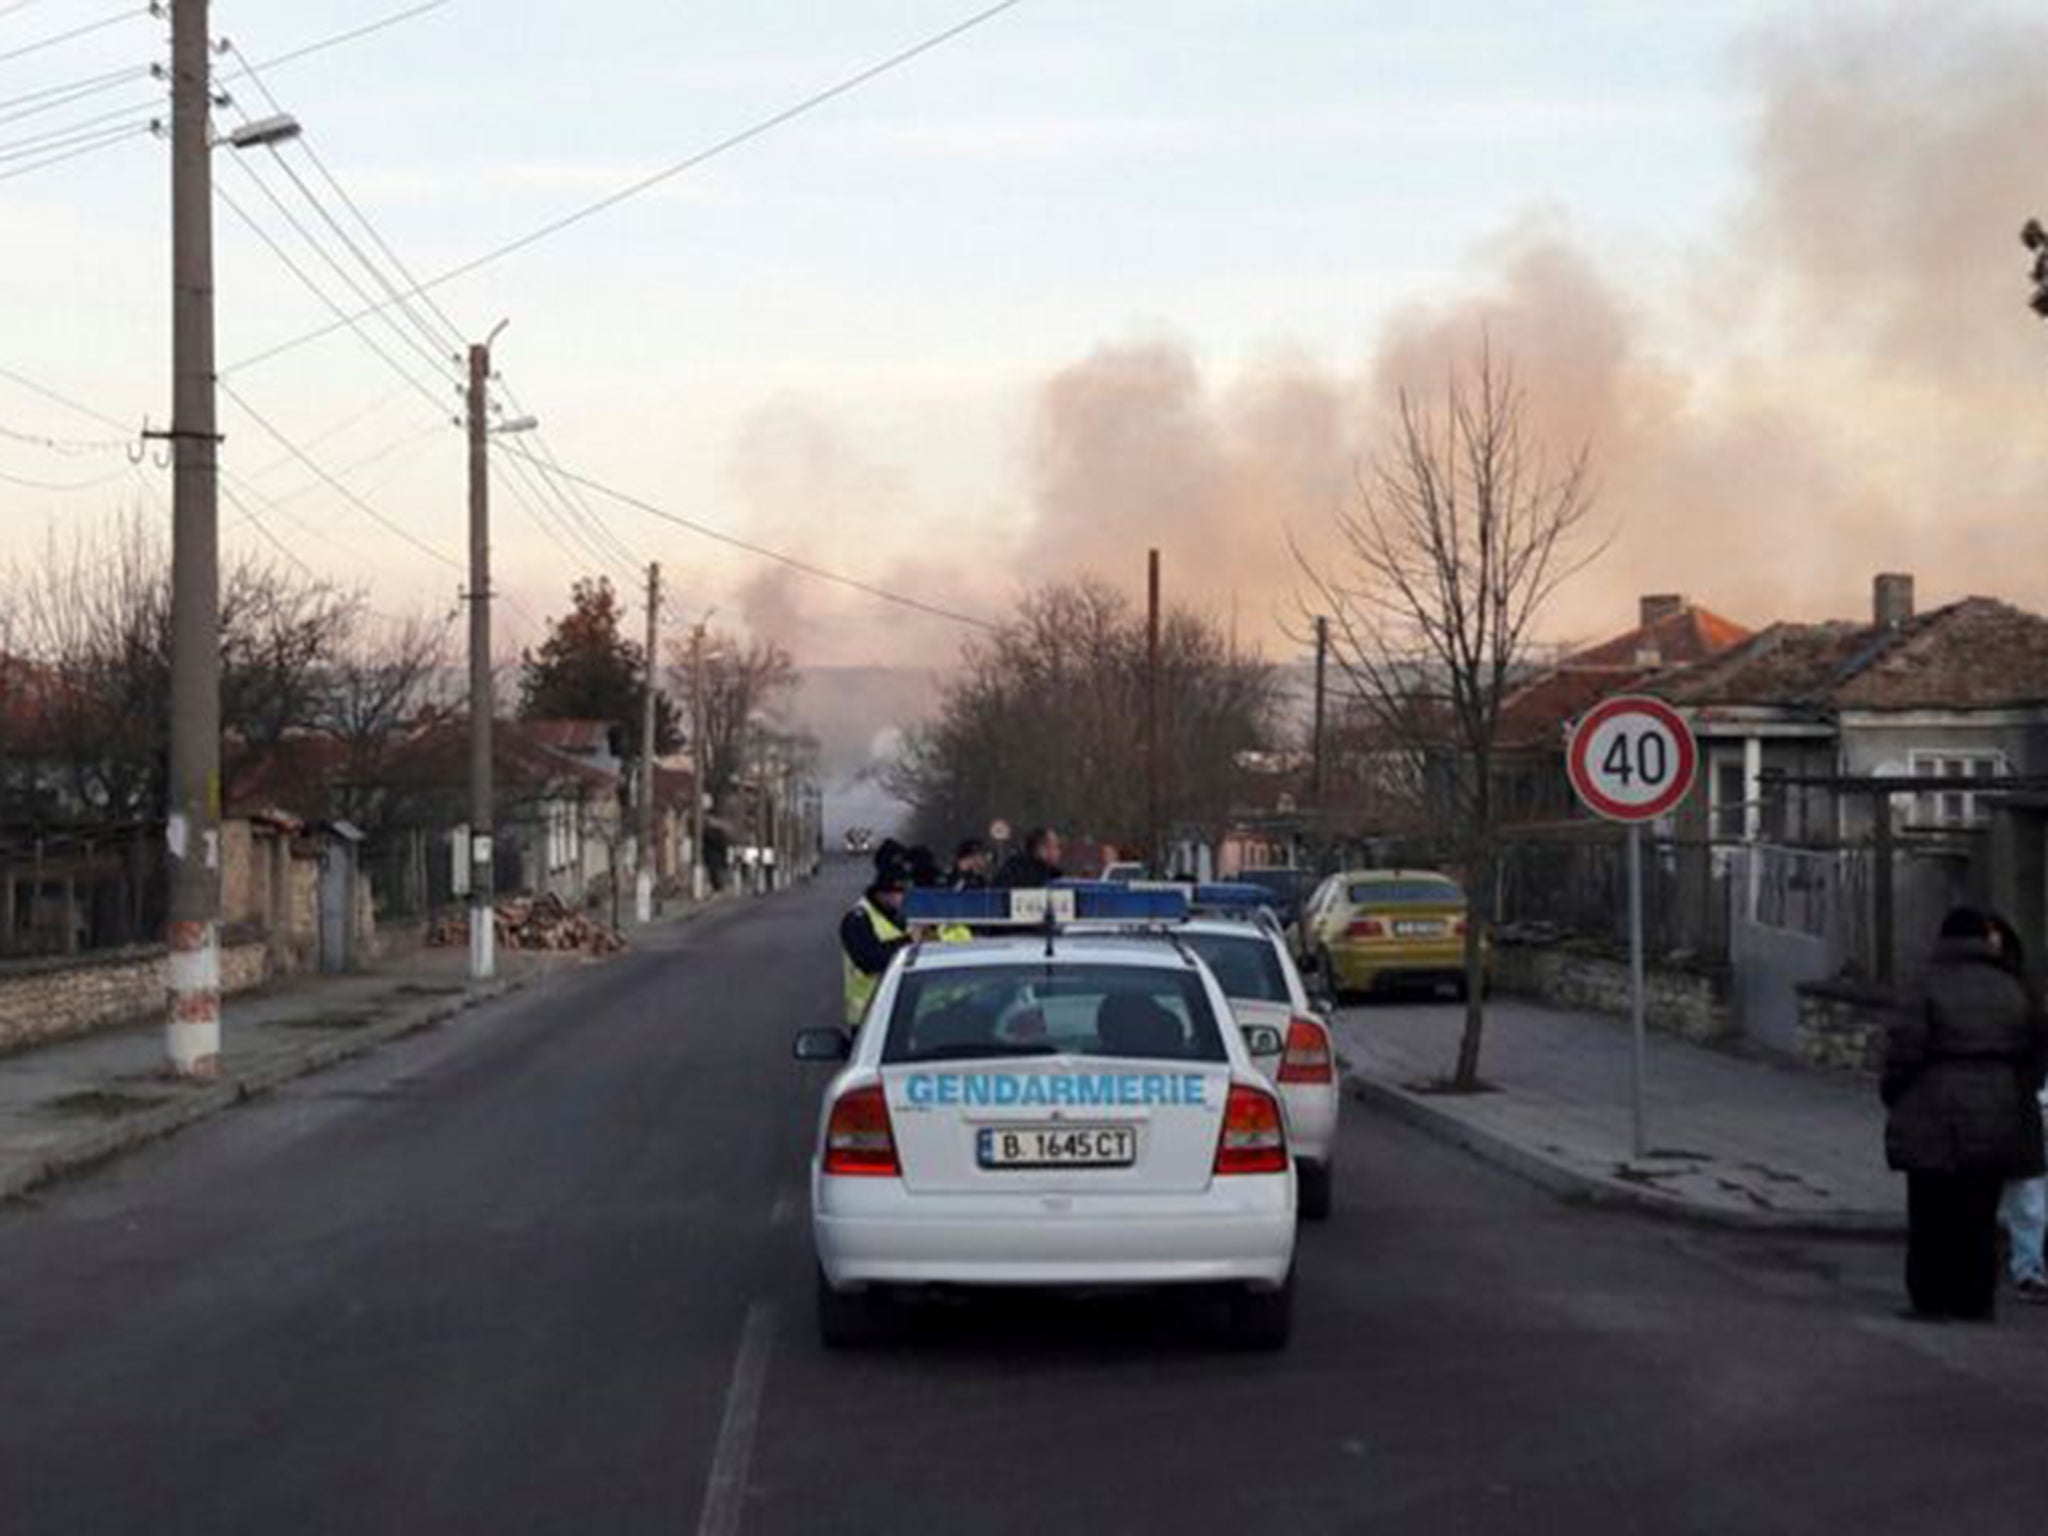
[1231,1271,1295,1352]
[1296,1159,1333,1223]
[817,1268,890,1349]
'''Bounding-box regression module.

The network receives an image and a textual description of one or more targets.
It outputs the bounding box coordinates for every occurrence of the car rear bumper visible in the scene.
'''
[1279,1082,1339,1164]
[1328,943,1486,990]
[813,1175,1296,1290]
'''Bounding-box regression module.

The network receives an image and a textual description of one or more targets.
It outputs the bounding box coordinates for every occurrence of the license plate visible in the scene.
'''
[1393,920,1446,937]
[977,1125,1136,1169]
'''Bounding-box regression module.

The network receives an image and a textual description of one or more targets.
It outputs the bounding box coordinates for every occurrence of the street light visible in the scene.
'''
[223,113,301,150]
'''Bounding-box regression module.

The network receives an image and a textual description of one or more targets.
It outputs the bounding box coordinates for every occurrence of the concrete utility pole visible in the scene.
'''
[637,561,660,923]
[465,328,503,981]
[164,0,223,1078]
[1145,548,1161,873]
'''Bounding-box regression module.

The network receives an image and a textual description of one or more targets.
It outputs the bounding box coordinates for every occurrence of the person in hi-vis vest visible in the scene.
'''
[840,859,912,1027]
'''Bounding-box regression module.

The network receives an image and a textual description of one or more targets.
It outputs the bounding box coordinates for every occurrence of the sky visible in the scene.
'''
[5,0,2047,690]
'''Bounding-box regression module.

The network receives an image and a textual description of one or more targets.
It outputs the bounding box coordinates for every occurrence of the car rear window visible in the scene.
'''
[884,964,1227,1065]
[1349,879,1464,906]
[1179,932,1291,1004]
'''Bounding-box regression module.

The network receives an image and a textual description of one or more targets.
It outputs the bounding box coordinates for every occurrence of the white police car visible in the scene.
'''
[794,886,1297,1350]
[1145,907,1340,1222]
[1062,883,1342,1221]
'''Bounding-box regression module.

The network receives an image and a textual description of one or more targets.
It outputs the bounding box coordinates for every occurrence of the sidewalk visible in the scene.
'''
[1331,996,1906,1235]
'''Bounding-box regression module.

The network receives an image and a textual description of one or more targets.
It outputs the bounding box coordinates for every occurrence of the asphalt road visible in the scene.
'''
[6,867,2048,1534]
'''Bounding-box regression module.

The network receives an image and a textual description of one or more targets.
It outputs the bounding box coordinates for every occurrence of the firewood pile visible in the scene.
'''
[426,893,626,955]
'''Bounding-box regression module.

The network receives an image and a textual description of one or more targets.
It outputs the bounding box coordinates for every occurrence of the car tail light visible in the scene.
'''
[1346,917,1386,939]
[1453,917,1469,937]
[822,1083,899,1177]
[1277,1017,1334,1085]
[1214,1083,1288,1175]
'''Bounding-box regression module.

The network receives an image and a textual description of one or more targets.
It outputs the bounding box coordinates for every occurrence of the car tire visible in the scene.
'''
[1231,1271,1295,1352]
[817,1268,889,1349]
[1296,1159,1333,1223]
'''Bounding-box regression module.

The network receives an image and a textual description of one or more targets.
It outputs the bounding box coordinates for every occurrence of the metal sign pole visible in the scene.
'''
[1627,820,1647,1162]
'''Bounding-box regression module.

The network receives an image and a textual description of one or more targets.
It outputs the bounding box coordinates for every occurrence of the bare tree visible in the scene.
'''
[888,578,1277,853]
[318,612,457,828]
[668,630,797,817]
[1298,342,1602,1089]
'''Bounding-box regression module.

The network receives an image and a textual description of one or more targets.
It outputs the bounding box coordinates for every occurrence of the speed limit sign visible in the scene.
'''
[1567,695,1697,823]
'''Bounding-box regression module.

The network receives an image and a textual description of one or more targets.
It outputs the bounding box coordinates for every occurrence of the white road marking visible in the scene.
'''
[695,1301,777,1536]
[768,1188,797,1228]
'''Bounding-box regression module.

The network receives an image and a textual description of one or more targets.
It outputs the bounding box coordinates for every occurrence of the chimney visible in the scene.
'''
[1874,573,1915,630]
[1639,594,1686,630]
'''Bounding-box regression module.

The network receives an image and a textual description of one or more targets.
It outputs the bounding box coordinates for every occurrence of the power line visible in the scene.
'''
[0,0,450,129]
[0,95,154,154]
[0,417,134,454]
[219,378,464,572]
[0,115,149,179]
[0,5,148,69]
[0,361,133,432]
[225,0,1031,376]
[497,447,996,632]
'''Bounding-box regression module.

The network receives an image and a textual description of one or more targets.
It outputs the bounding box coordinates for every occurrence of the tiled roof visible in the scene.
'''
[1653,598,2048,714]
[1835,598,2048,710]
[1571,606,1751,669]
[1496,603,1752,750]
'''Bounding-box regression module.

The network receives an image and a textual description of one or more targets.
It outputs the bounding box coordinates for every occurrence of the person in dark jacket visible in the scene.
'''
[839,863,911,1026]
[993,826,1064,889]
[949,838,992,890]
[1884,906,2048,1320]
[1990,913,2048,1302]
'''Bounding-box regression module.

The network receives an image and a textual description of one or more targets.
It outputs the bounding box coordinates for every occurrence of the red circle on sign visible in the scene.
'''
[1567,694,1698,823]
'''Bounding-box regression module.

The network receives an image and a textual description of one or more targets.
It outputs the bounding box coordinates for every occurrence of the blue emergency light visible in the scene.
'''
[905,884,1189,926]
[1189,882,1276,912]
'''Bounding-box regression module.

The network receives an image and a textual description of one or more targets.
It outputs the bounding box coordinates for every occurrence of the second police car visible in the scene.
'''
[794,885,1298,1350]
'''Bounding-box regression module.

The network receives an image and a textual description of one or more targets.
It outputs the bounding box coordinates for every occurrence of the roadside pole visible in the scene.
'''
[689,622,708,901]
[164,0,223,1077]
[1565,695,1697,1165]
[637,562,660,923]
[1145,548,1161,872]
[466,332,499,981]
[1627,821,1646,1160]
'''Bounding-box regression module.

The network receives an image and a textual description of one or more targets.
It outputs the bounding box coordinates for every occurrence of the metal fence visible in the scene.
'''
[1493,832,1733,963]
[0,823,165,959]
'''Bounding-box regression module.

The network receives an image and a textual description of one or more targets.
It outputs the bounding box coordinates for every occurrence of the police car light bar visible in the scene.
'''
[906,885,1189,926]
[1075,878,1273,914]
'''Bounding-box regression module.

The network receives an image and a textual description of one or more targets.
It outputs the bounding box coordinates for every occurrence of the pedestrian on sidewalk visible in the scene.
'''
[1883,907,2048,1322]
[1989,913,2048,1303]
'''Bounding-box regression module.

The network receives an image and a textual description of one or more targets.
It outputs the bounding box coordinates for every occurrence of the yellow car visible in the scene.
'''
[1298,870,1491,1002]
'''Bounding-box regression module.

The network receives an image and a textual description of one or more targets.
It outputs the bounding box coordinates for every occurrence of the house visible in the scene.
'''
[1653,575,2048,846]
[1493,594,1751,826]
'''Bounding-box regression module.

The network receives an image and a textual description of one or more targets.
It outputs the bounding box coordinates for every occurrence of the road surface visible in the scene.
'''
[3,868,2044,1533]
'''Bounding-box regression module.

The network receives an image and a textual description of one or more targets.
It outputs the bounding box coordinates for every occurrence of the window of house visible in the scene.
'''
[1908,751,2005,828]
[1713,759,1746,841]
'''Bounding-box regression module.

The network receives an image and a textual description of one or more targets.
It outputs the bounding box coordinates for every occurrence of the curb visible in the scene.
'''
[0,972,537,1206]
[1345,1070,1906,1239]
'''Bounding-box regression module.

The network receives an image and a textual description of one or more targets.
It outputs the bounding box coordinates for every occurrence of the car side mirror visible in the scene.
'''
[792,1027,852,1063]
[1243,1024,1285,1056]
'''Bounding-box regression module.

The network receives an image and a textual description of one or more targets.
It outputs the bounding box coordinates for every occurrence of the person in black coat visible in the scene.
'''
[1884,906,2048,1321]
[993,826,1064,890]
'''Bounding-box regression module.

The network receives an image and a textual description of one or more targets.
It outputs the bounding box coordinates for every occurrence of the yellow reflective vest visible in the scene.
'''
[842,898,908,1026]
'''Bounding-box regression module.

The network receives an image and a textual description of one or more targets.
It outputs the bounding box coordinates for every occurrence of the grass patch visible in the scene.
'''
[45,1089,159,1119]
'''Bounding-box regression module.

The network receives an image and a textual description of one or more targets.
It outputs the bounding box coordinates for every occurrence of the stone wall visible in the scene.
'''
[0,940,270,1055]
[1794,981,1898,1074]
[1494,938,1738,1045]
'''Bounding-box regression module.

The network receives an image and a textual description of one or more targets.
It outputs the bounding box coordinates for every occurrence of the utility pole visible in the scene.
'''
[164,0,222,1077]
[689,621,709,901]
[465,327,504,981]
[1145,548,1161,874]
[1311,615,1329,805]
[637,561,661,923]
